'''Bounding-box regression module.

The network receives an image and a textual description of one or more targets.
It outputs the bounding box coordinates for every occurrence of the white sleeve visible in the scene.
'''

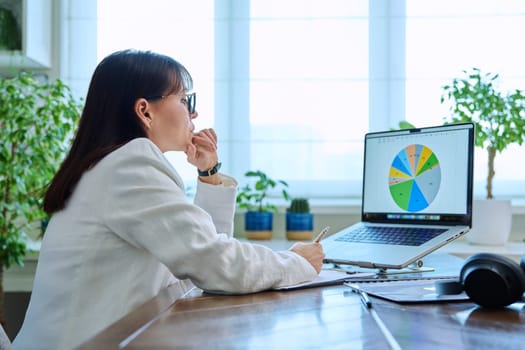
[102,142,317,294]
[193,174,237,238]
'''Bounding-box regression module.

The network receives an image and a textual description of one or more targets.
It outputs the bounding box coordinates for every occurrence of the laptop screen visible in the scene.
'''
[362,123,474,226]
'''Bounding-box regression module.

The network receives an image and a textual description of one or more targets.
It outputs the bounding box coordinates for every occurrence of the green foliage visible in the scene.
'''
[394,120,416,130]
[0,72,82,269]
[441,68,525,153]
[287,198,310,213]
[441,68,525,199]
[0,6,21,50]
[236,170,290,212]
[399,120,415,129]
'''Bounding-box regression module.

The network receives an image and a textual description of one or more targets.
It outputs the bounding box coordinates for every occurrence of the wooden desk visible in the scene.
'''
[78,254,525,349]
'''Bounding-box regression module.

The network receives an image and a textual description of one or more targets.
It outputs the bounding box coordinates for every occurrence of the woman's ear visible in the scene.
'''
[134,98,153,130]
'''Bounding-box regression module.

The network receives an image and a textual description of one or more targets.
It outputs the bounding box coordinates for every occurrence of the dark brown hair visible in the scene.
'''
[43,49,193,214]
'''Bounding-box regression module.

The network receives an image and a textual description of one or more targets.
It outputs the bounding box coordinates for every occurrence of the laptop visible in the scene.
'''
[322,122,474,270]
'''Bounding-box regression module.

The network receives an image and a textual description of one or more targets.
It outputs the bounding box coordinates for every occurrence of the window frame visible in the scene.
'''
[216,0,404,199]
[70,0,525,202]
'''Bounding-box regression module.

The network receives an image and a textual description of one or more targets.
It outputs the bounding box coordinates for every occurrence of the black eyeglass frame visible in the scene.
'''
[145,92,196,114]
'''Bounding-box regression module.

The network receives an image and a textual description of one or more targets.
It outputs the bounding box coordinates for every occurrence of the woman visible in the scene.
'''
[14,49,324,349]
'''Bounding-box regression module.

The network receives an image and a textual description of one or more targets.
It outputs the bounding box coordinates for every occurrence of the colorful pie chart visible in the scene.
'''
[389,144,441,212]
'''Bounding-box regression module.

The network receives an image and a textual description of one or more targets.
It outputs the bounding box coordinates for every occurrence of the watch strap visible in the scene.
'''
[198,162,222,176]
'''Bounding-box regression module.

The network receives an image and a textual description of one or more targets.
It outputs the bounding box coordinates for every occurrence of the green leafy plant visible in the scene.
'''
[0,6,21,51]
[236,170,290,212]
[0,72,81,327]
[287,198,310,213]
[441,68,525,199]
[395,120,416,130]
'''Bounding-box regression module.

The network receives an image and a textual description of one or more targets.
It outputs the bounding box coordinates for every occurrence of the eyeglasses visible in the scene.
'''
[145,92,196,114]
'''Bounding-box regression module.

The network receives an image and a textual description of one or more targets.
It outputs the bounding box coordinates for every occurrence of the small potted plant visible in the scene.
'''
[286,198,314,240]
[236,170,290,240]
[441,67,525,245]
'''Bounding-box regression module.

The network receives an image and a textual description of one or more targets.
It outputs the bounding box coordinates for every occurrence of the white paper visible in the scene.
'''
[274,269,375,291]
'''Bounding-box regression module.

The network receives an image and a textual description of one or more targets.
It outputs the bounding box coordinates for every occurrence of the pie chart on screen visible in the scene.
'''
[388,144,441,212]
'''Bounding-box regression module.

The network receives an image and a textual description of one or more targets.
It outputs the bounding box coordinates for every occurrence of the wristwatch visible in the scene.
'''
[198,162,222,176]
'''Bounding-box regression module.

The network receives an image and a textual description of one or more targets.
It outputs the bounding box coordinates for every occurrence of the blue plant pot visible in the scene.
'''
[245,211,273,230]
[286,213,314,231]
[286,213,314,240]
[245,212,273,239]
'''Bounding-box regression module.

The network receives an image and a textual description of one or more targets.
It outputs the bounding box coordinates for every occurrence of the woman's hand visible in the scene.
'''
[185,128,222,185]
[185,128,219,171]
[290,242,326,274]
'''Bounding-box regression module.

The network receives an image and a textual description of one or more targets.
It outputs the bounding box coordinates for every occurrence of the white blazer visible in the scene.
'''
[14,138,316,350]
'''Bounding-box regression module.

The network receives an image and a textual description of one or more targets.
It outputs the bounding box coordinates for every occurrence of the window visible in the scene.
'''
[95,0,525,200]
[247,1,368,199]
[404,0,525,198]
[97,0,215,187]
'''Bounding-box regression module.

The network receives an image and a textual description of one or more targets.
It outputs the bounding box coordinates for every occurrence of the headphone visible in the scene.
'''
[435,253,525,308]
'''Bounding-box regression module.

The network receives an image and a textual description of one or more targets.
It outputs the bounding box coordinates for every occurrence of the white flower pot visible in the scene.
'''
[467,199,512,245]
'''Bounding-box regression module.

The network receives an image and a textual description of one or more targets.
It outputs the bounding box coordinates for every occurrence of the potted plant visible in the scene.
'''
[236,170,290,240]
[441,67,525,245]
[285,198,314,240]
[0,72,81,328]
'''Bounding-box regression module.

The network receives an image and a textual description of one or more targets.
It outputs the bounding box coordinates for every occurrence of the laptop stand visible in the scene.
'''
[326,261,435,277]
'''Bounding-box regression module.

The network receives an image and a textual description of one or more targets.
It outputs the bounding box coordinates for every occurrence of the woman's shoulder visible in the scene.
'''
[101,138,164,164]
[98,138,184,185]
[118,137,163,156]
[89,138,169,176]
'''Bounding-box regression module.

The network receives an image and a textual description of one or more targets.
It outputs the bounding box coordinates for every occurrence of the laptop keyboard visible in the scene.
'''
[334,226,447,246]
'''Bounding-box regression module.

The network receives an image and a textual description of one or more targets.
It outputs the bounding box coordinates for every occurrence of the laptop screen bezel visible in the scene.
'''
[360,122,474,227]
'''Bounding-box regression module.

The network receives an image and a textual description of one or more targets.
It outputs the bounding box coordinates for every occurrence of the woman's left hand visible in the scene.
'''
[185,128,219,172]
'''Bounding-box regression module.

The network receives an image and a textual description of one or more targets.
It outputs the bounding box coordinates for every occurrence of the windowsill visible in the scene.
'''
[254,197,525,215]
[439,238,525,261]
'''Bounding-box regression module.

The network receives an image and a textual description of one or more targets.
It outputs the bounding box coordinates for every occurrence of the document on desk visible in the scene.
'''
[274,270,375,291]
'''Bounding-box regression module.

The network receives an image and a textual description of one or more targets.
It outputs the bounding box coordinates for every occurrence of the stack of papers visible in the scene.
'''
[274,269,375,291]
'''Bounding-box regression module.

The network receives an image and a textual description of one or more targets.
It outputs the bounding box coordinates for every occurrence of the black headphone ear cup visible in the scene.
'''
[435,280,464,295]
[520,254,525,272]
[461,253,525,308]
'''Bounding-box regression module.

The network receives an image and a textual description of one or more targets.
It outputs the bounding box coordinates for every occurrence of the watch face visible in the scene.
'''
[198,162,221,176]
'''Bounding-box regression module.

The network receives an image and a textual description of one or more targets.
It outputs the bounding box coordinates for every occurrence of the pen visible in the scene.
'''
[346,283,372,308]
[345,283,402,350]
[358,289,372,309]
[313,226,330,243]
